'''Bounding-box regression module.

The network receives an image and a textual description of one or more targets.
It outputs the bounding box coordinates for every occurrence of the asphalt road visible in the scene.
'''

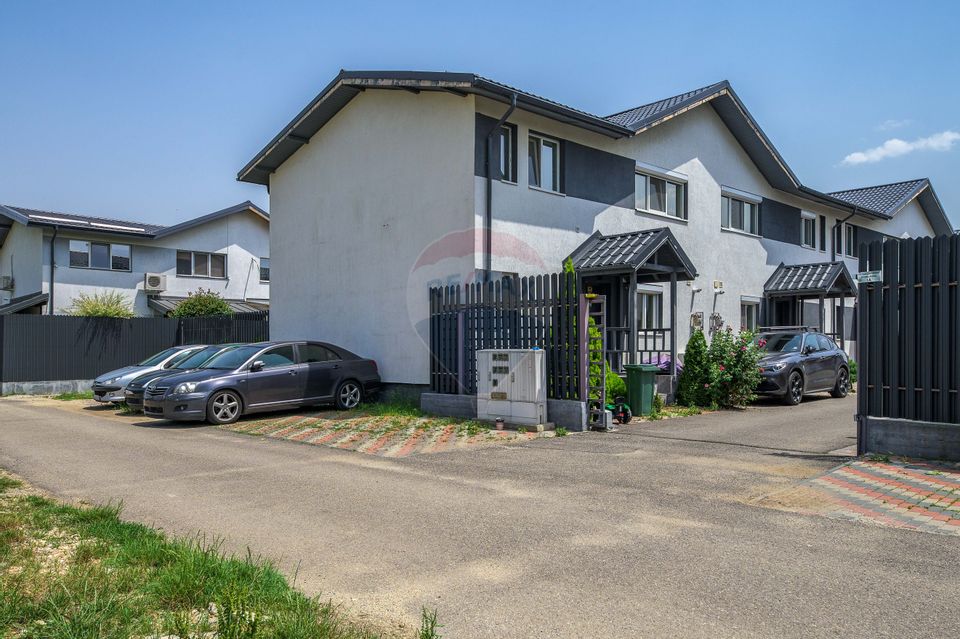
[1,395,957,638]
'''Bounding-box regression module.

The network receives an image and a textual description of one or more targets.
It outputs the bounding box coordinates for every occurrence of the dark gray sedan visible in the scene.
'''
[756,329,850,405]
[124,344,240,411]
[141,341,381,424]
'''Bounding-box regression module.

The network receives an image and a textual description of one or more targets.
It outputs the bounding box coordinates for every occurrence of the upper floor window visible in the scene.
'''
[69,240,131,271]
[499,126,512,180]
[721,195,759,235]
[528,133,561,192]
[259,258,270,282]
[844,224,858,258]
[177,250,226,278]
[636,173,685,219]
[801,212,816,248]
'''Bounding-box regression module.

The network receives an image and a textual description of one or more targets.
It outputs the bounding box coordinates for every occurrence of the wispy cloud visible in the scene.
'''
[876,119,913,131]
[841,130,960,165]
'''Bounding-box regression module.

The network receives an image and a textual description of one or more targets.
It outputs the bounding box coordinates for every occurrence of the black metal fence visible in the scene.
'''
[0,311,269,383]
[429,273,580,399]
[857,235,960,428]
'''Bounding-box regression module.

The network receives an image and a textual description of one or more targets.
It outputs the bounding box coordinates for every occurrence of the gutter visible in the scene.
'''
[48,225,58,315]
[484,93,517,283]
[831,208,858,262]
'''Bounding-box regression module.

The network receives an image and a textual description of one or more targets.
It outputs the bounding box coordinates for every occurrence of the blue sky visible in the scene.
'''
[2,0,958,227]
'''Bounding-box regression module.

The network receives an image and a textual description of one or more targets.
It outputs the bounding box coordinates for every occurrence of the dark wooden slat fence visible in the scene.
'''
[429,273,580,399]
[0,311,268,384]
[857,235,960,427]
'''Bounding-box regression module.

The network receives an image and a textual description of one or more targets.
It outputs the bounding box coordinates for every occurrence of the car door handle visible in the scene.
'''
[288,370,298,375]
[332,364,340,369]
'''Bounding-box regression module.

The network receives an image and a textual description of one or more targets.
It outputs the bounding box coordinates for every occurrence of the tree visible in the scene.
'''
[67,291,135,318]
[170,289,233,317]
[676,329,712,407]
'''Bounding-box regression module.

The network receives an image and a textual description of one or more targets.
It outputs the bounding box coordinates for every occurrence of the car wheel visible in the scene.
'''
[207,390,242,425]
[336,380,362,410]
[831,367,849,398]
[783,371,804,406]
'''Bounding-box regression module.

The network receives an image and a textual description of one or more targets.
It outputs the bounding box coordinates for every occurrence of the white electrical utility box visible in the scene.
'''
[476,349,547,426]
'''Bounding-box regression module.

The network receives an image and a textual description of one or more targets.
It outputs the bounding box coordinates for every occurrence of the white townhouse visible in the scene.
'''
[237,70,953,387]
[0,201,270,316]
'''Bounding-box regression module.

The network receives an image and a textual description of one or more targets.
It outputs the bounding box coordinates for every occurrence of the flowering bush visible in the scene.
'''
[676,330,713,407]
[708,327,762,408]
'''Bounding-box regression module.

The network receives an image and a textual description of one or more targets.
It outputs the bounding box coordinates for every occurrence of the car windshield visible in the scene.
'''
[200,345,262,370]
[757,333,804,353]
[175,346,235,369]
[138,347,181,366]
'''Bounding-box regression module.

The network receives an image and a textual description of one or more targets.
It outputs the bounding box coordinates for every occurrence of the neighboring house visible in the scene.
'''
[237,70,953,387]
[0,201,270,316]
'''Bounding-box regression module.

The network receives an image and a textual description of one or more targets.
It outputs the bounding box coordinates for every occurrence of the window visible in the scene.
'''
[500,125,516,181]
[258,345,296,369]
[259,258,270,282]
[816,334,834,352]
[721,195,758,235]
[528,133,561,192]
[176,251,227,278]
[68,240,131,271]
[801,213,816,248]
[740,302,759,332]
[635,173,685,219]
[819,215,826,251]
[844,224,858,258]
[298,344,339,364]
[637,291,663,329]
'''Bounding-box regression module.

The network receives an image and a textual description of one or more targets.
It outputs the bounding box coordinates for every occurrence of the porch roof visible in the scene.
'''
[567,228,697,282]
[147,296,269,316]
[763,261,857,298]
[0,291,48,315]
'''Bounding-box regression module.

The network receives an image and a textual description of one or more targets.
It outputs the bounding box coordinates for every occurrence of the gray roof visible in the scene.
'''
[763,262,857,298]
[0,291,48,314]
[828,179,928,217]
[567,228,697,281]
[0,201,268,241]
[605,81,729,131]
[147,296,269,316]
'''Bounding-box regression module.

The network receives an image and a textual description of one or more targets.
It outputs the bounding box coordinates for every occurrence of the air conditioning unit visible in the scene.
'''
[0,276,13,291]
[476,349,546,426]
[143,273,167,293]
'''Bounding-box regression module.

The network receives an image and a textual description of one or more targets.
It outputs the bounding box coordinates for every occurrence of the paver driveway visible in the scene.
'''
[1,395,957,638]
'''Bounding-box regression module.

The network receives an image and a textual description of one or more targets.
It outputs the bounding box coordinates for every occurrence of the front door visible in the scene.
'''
[245,345,304,407]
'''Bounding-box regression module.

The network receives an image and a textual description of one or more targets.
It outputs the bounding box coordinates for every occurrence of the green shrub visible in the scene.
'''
[848,358,858,385]
[605,366,627,399]
[708,328,762,408]
[170,288,233,317]
[676,329,712,407]
[67,291,135,318]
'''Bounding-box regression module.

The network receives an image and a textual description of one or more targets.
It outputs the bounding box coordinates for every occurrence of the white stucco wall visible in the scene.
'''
[0,223,43,305]
[41,211,269,315]
[268,90,477,384]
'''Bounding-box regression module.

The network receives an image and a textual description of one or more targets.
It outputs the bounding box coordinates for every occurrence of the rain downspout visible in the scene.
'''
[484,93,517,283]
[48,225,58,315]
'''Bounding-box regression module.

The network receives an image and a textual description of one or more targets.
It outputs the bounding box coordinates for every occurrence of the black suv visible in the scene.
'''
[755,328,850,405]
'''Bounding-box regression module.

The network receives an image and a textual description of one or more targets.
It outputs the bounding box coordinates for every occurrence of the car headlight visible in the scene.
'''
[174,382,198,394]
[767,362,787,372]
[103,377,119,385]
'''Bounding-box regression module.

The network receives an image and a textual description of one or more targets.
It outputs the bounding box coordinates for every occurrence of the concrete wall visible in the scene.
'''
[41,212,269,315]
[268,90,477,384]
[862,416,960,462]
[0,224,43,304]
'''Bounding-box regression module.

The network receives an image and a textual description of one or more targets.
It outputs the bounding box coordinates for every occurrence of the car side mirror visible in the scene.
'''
[249,360,265,372]
[803,345,815,355]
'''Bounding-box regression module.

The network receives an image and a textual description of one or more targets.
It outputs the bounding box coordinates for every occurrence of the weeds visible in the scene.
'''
[0,474,389,639]
[554,427,568,437]
[516,427,527,435]
[419,607,442,639]
[362,398,422,418]
[869,453,892,463]
[51,391,94,401]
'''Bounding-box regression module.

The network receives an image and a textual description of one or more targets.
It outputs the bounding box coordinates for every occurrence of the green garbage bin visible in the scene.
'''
[624,364,660,417]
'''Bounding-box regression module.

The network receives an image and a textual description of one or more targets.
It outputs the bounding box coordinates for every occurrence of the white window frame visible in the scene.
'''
[635,170,686,220]
[721,193,760,236]
[844,223,857,258]
[740,300,760,332]
[637,290,664,329]
[259,257,270,283]
[800,211,816,249]
[498,125,515,183]
[528,132,561,193]
[176,250,228,279]
[68,239,132,272]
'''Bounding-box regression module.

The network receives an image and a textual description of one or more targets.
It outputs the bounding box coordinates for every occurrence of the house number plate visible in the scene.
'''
[490,391,508,400]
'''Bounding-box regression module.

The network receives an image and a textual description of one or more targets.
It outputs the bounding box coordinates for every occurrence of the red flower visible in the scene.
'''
[719,365,725,371]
